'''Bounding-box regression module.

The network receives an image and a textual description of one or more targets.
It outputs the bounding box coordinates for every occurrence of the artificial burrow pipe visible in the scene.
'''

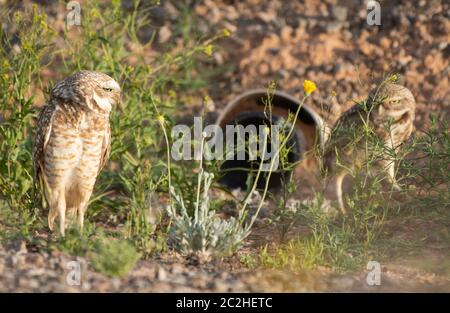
[215,89,326,191]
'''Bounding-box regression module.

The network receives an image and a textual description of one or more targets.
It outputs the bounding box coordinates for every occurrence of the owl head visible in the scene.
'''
[368,83,416,125]
[51,70,121,115]
[369,83,415,110]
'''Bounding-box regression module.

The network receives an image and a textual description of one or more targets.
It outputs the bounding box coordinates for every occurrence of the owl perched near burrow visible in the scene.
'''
[33,71,121,236]
[322,83,416,213]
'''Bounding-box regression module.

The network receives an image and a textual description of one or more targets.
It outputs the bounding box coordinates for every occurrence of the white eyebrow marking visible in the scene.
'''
[103,79,120,91]
[93,92,112,112]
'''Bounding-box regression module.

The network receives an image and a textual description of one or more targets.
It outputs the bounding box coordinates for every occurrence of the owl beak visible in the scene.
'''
[111,92,123,110]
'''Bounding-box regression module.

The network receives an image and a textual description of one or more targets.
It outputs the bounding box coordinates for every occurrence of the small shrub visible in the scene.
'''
[91,238,141,278]
[168,170,250,260]
[57,228,95,257]
[0,4,53,238]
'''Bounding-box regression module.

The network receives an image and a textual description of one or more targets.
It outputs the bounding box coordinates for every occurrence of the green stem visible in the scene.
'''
[195,133,206,223]
[244,94,309,233]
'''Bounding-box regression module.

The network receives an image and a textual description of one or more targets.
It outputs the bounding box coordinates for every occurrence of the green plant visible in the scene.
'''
[400,117,449,210]
[57,227,96,256]
[166,128,250,260]
[168,170,250,260]
[271,179,299,242]
[91,237,141,278]
[166,82,315,260]
[0,5,55,238]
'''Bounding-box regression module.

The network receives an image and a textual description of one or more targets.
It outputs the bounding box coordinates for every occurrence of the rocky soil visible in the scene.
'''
[1,239,449,292]
[188,0,449,128]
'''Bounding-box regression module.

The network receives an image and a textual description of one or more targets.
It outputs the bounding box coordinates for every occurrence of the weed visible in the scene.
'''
[57,227,95,257]
[0,5,54,238]
[90,236,141,278]
[167,148,249,260]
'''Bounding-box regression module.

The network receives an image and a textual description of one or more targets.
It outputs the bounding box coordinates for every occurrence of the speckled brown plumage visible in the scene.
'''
[33,71,120,236]
[322,83,416,213]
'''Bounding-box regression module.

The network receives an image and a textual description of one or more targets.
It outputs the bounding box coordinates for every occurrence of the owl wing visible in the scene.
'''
[33,104,56,183]
[324,104,362,146]
[98,122,111,174]
[322,104,366,170]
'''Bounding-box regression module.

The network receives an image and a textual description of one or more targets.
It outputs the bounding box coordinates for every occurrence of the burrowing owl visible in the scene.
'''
[33,71,121,236]
[322,83,416,213]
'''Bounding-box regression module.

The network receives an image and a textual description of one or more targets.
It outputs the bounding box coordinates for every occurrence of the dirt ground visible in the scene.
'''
[0,0,449,292]
[1,238,449,292]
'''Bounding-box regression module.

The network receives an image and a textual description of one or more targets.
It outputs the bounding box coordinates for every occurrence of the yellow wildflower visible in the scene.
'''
[22,40,32,52]
[157,114,165,124]
[2,60,10,70]
[389,74,398,82]
[40,19,48,31]
[168,90,177,98]
[90,8,100,18]
[14,12,23,24]
[203,44,213,56]
[222,28,231,37]
[303,80,317,95]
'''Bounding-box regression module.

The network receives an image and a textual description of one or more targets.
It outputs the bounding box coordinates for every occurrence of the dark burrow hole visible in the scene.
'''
[218,112,301,191]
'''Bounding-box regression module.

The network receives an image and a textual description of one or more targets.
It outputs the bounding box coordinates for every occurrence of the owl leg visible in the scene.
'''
[77,201,90,231]
[76,186,94,232]
[335,172,347,214]
[48,208,57,232]
[389,164,401,191]
[324,170,347,214]
[48,188,67,236]
[382,159,401,191]
[77,205,86,231]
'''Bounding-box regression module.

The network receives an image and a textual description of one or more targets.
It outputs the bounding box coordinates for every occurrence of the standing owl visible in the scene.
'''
[33,71,121,236]
[322,83,416,213]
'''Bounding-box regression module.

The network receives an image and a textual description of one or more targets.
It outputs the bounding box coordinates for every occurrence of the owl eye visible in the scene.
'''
[103,87,113,92]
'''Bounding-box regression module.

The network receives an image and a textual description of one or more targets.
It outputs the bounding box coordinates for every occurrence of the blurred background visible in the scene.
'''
[2,0,449,128]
